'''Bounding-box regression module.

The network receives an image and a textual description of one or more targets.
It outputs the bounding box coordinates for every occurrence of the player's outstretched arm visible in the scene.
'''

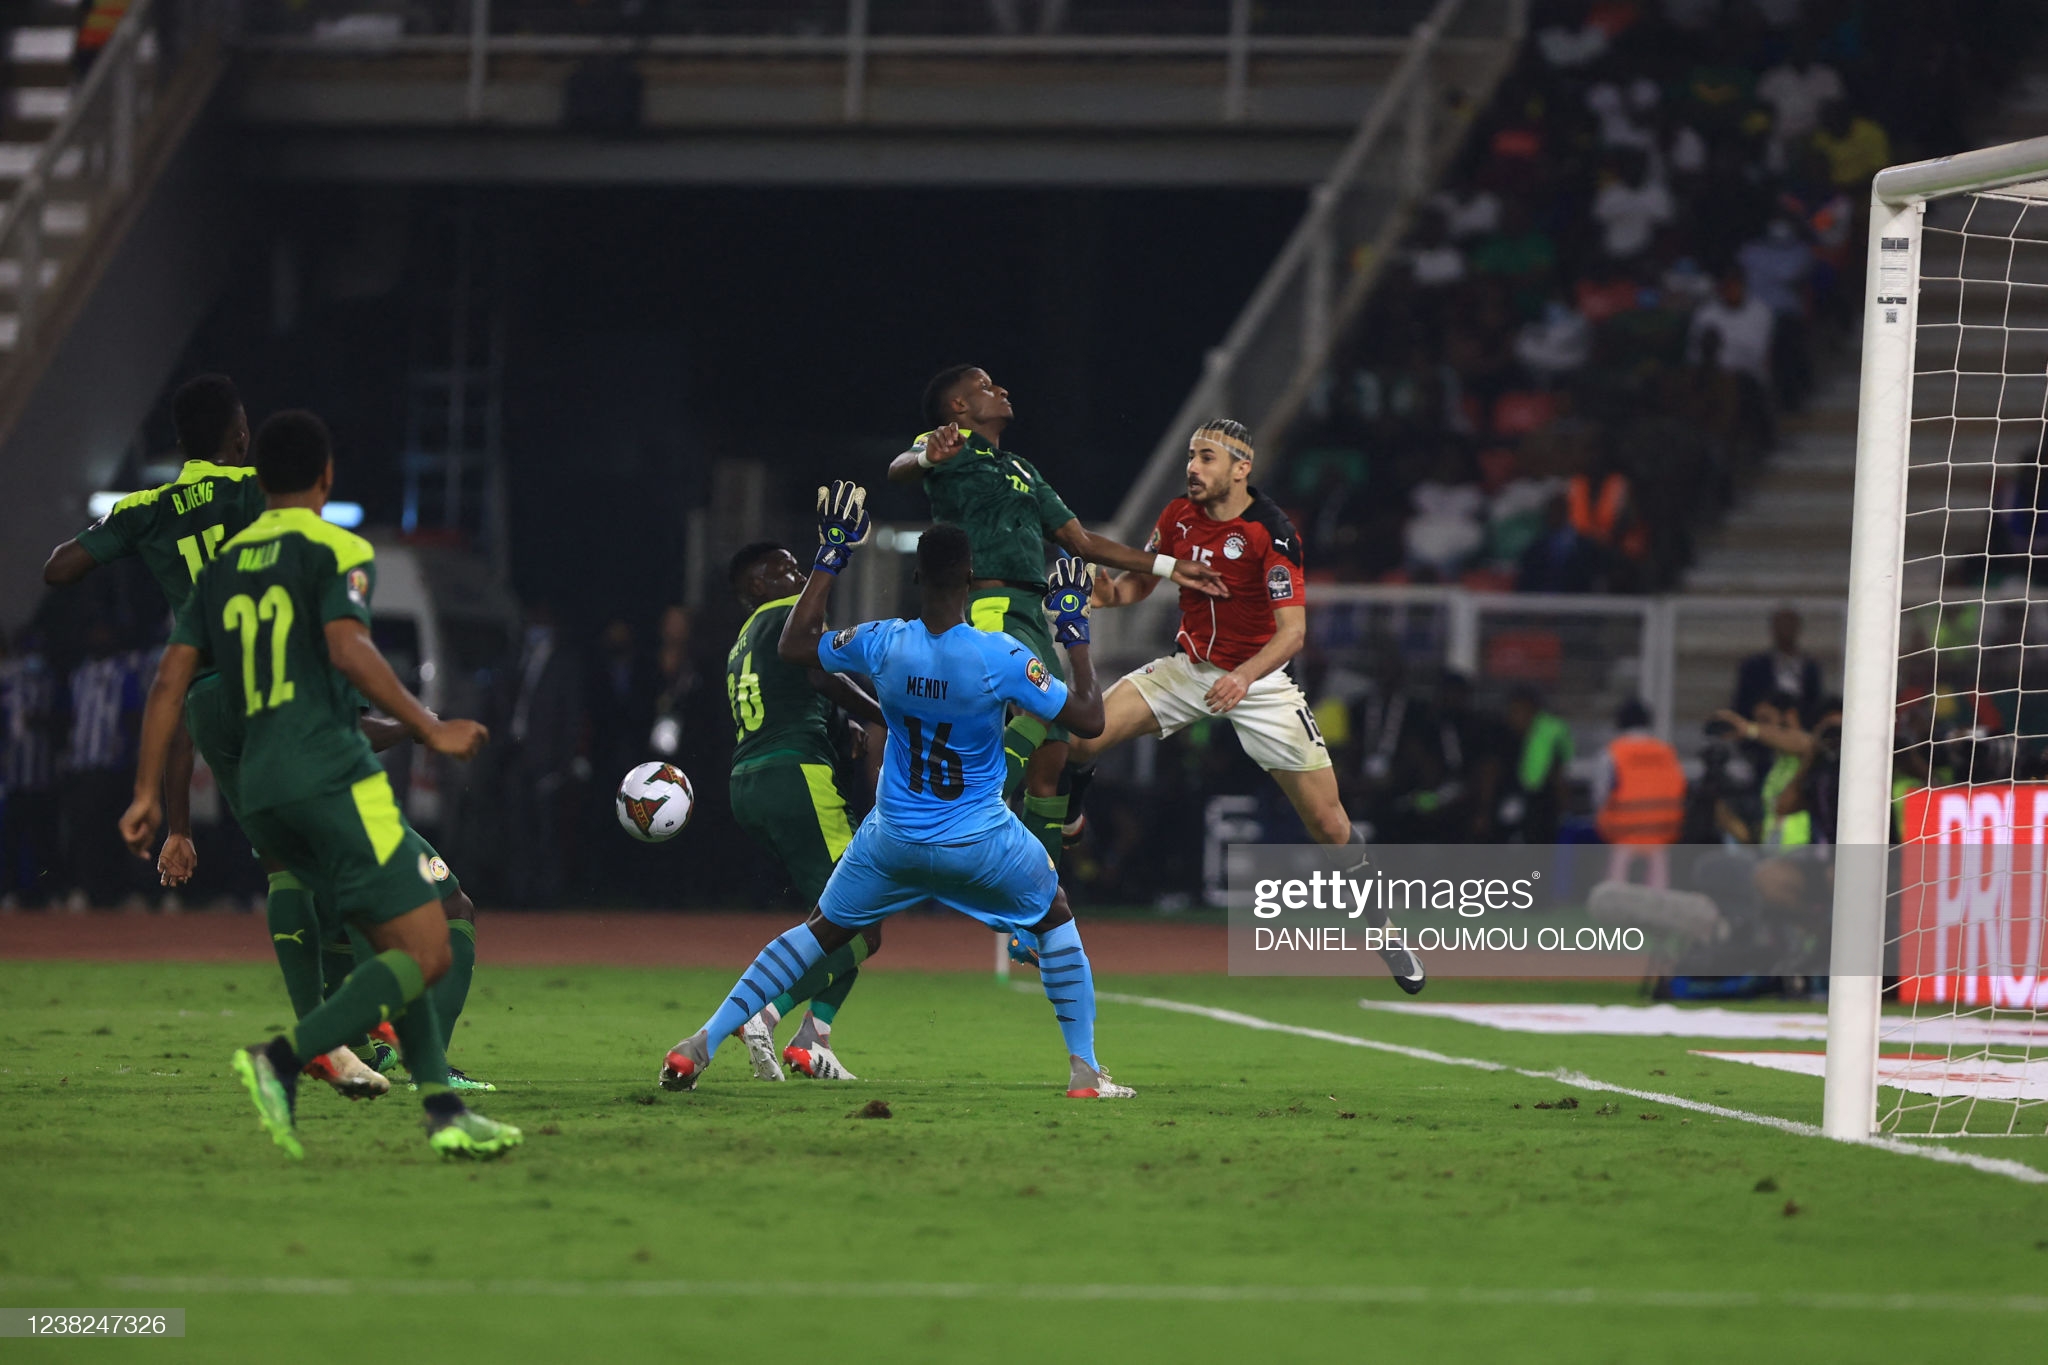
[783,480,873,664]
[325,619,487,760]
[886,424,965,484]
[1043,557,1105,739]
[1049,518,1228,599]
[42,539,96,586]
[120,644,201,858]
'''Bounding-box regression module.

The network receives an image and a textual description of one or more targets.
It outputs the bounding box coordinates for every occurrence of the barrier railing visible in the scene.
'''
[0,0,223,390]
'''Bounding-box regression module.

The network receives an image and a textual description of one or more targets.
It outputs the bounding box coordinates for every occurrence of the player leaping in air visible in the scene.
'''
[890,365,1227,862]
[723,541,888,1081]
[1063,419,1425,995]
[661,481,1134,1098]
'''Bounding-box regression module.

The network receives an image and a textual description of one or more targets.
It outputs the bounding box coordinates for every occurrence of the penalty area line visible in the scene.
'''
[1091,991,2048,1186]
[0,1276,2037,1315]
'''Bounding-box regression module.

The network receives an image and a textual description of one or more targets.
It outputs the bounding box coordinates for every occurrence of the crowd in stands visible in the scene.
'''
[1278,0,2037,593]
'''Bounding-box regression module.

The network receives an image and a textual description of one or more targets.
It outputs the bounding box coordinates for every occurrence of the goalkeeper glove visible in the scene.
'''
[1043,555,1093,647]
[814,479,872,576]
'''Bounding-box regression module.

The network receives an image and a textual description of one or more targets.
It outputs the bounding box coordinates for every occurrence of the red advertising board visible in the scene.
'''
[1898,785,2048,1008]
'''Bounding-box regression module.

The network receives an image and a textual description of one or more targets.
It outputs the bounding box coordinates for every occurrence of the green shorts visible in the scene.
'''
[969,585,1067,744]
[241,770,442,929]
[184,671,244,820]
[730,760,855,906]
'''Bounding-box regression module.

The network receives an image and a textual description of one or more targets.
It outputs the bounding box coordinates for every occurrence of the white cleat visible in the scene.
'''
[783,1040,858,1080]
[740,1014,786,1080]
[304,1045,390,1100]
[1067,1056,1135,1098]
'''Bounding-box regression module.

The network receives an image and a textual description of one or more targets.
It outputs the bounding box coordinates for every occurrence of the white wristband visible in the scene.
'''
[915,445,935,469]
[1150,554,1176,579]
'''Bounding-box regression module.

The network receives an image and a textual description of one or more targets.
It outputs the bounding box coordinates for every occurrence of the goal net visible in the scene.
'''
[1829,137,2048,1138]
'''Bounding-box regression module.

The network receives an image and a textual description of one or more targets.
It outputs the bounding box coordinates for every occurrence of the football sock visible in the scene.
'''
[808,967,856,1026]
[394,992,450,1096]
[772,934,870,1015]
[321,920,375,999]
[1002,715,1048,803]
[286,948,424,1063]
[1063,764,1096,832]
[1022,793,1069,863]
[1034,920,1099,1070]
[702,924,825,1058]
[430,917,477,1051]
[264,871,325,1020]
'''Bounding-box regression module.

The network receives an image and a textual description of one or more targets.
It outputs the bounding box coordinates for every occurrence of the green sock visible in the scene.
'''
[775,935,871,1014]
[394,992,450,1095]
[809,967,856,1025]
[1002,715,1048,803]
[286,948,424,1062]
[1022,792,1069,863]
[265,872,324,1020]
[429,918,476,1051]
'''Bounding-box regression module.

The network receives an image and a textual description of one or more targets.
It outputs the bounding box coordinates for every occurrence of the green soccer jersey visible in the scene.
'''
[74,459,268,612]
[728,596,836,773]
[169,507,383,813]
[912,428,1076,590]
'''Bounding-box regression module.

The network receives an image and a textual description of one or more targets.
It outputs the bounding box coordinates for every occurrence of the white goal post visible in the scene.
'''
[1825,136,2048,1140]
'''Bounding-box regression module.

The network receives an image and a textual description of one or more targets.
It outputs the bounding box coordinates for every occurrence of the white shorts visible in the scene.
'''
[1121,653,1331,773]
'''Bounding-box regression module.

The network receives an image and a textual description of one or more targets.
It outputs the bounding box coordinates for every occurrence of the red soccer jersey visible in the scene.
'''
[1145,489,1306,671]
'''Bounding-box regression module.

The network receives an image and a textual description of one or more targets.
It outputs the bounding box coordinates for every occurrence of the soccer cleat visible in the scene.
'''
[1007,933,1040,968]
[783,1040,858,1080]
[659,1030,711,1092]
[304,1046,389,1100]
[740,1014,786,1081]
[358,1022,404,1075]
[230,1042,305,1159]
[1060,812,1088,851]
[425,1106,523,1159]
[1381,942,1427,995]
[406,1066,496,1093]
[1066,1056,1135,1099]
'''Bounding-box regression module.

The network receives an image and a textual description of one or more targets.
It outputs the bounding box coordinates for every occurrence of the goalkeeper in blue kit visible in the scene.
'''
[660,480,1134,1097]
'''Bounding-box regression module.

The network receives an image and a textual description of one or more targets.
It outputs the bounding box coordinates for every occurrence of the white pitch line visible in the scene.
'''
[1092,991,2048,1186]
[0,1275,2035,1315]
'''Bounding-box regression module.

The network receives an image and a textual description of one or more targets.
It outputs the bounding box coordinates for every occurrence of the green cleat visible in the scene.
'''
[425,1106,523,1160]
[361,1041,403,1075]
[406,1067,496,1093]
[230,1043,304,1161]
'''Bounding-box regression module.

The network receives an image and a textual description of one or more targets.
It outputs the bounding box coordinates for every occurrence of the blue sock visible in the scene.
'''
[701,924,826,1057]
[1034,920,1097,1069]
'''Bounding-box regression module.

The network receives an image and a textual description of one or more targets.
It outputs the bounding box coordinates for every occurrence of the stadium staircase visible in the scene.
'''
[0,0,231,623]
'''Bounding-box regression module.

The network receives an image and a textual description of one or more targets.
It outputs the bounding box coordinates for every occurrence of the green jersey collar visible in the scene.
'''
[177,458,255,483]
[221,506,376,571]
[737,593,802,638]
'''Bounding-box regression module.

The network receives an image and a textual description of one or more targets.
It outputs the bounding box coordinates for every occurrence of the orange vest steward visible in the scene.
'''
[1568,473,1648,560]
[79,1,131,51]
[1597,733,1685,844]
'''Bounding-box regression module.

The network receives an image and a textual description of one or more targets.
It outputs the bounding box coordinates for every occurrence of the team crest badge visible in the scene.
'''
[1223,533,1247,560]
[1025,657,1050,691]
[427,856,452,883]
[346,567,370,606]
[832,626,857,648]
[622,792,670,836]
[1266,565,1293,601]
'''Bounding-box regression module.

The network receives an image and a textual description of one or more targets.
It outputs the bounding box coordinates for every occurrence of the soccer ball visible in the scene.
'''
[616,761,694,843]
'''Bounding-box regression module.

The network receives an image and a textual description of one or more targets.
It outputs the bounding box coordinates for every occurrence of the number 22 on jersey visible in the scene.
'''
[223,586,297,716]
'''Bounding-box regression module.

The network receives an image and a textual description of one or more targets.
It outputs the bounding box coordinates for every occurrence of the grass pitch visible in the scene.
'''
[3,958,2045,1363]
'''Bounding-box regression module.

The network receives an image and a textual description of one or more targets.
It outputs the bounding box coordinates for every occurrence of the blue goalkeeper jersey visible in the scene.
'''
[817,617,1067,842]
